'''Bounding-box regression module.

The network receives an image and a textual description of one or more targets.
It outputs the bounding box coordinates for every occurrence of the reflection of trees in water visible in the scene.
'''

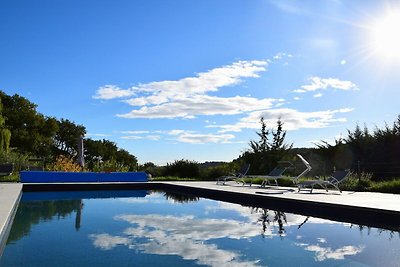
[150,190,200,203]
[7,200,83,244]
[350,224,400,240]
[251,208,287,238]
[164,191,200,203]
[251,207,400,240]
[298,216,309,229]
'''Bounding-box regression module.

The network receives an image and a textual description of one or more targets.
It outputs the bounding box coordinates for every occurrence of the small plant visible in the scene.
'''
[369,179,400,194]
[342,172,372,191]
[48,155,82,172]
[91,158,130,172]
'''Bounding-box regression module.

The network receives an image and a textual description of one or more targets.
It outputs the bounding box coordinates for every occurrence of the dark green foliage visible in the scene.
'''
[163,191,200,203]
[315,115,400,180]
[138,162,164,177]
[84,138,137,171]
[242,118,293,174]
[53,119,86,156]
[0,91,59,158]
[115,149,138,171]
[163,159,200,179]
[0,90,138,171]
[0,97,11,153]
[7,200,82,243]
[201,163,233,180]
[368,179,400,194]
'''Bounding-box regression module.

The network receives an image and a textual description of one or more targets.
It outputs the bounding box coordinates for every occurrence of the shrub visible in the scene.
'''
[0,150,30,171]
[341,172,372,191]
[201,163,235,180]
[163,159,200,179]
[47,155,82,172]
[138,162,164,177]
[369,179,400,194]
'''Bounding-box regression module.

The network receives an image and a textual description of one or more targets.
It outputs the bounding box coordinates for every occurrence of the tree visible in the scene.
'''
[84,138,137,171]
[0,91,58,157]
[115,149,138,171]
[271,118,293,163]
[0,97,11,153]
[53,119,86,156]
[243,117,292,174]
[249,117,269,154]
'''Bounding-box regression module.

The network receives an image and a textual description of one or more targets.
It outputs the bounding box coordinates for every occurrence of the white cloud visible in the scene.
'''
[301,243,364,262]
[89,200,363,266]
[273,52,293,60]
[89,233,131,250]
[117,214,263,240]
[93,85,135,100]
[294,76,358,93]
[340,60,347,65]
[209,107,354,133]
[94,60,273,120]
[93,61,355,138]
[94,60,267,103]
[313,93,323,98]
[119,129,236,144]
[176,132,235,144]
[121,135,161,141]
[120,130,150,134]
[86,133,110,138]
[118,95,276,119]
[90,214,263,267]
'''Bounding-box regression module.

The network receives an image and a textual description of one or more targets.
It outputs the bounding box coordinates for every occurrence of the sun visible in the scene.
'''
[370,10,400,61]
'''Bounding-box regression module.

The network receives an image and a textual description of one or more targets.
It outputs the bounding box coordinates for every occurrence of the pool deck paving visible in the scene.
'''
[0,183,22,255]
[1,181,400,252]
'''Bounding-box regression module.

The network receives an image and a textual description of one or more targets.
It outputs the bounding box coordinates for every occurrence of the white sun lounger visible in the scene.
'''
[248,154,312,187]
[216,163,251,185]
[298,169,351,193]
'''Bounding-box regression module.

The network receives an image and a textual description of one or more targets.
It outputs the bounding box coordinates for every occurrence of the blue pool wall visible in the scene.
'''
[20,171,149,183]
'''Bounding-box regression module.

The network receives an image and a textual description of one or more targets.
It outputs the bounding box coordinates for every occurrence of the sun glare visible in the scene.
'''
[371,10,400,61]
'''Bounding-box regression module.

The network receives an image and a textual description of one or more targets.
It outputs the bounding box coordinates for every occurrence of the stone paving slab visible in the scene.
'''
[0,183,22,255]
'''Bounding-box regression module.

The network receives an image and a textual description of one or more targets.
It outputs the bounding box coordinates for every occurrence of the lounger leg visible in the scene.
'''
[332,184,341,193]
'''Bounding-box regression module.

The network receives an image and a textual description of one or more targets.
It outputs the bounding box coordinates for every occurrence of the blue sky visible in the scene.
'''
[1,0,400,165]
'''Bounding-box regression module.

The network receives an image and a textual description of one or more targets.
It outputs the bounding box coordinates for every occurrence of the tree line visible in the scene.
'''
[0,90,138,171]
[142,116,400,181]
[2,90,399,180]
[240,116,400,180]
[314,116,400,180]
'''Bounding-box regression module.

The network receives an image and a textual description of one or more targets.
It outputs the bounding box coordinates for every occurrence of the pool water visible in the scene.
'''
[0,190,399,267]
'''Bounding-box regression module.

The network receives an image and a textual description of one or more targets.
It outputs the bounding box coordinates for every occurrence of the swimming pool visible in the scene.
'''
[0,190,399,266]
